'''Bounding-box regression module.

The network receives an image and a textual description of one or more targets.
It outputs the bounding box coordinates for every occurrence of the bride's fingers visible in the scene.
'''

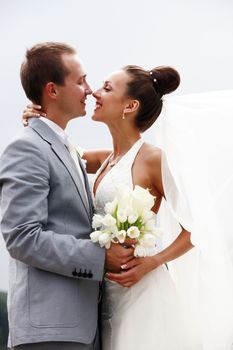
[27,103,42,109]
[121,258,141,270]
[122,281,134,288]
[23,108,36,115]
[22,110,47,119]
[23,118,28,126]
[106,271,125,282]
[107,268,135,283]
[23,104,46,118]
[106,271,135,288]
[122,238,137,246]
[23,111,41,118]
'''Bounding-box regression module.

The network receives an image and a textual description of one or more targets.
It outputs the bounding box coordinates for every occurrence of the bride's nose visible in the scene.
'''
[92,89,100,99]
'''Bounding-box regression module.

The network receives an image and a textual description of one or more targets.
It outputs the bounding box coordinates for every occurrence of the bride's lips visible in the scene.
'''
[94,101,102,112]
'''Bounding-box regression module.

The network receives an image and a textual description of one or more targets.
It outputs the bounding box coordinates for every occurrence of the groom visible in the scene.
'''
[0,42,134,350]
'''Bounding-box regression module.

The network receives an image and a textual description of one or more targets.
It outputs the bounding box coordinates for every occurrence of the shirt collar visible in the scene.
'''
[39,117,67,143]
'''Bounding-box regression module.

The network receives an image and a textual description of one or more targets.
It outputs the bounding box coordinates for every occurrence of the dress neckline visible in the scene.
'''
[92,138,143,198]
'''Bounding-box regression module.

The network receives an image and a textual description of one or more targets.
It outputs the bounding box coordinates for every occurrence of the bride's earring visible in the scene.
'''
[122,112,125,120]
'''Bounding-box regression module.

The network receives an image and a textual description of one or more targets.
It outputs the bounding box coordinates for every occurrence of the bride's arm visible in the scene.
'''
[83,149,111,174]
[107,148,193,287]
[107,226,192,287]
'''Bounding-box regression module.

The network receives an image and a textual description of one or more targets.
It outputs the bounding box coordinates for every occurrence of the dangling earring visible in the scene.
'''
[122,112,125,120]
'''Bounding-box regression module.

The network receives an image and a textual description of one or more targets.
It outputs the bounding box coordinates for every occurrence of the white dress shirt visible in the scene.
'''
[38,117,88,201]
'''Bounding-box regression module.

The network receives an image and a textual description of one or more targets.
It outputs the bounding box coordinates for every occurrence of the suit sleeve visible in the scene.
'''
[0,138,105,281]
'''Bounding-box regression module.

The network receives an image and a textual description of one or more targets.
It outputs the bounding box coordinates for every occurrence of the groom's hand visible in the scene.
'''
[105,244,134,272]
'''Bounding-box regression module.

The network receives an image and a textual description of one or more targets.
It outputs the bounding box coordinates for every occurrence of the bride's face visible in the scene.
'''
[92,70,131,124]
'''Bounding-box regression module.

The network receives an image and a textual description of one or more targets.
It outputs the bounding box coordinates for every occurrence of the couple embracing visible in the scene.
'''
[0,41,201,350]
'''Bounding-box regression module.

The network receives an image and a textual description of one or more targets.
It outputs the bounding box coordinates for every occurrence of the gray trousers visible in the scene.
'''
[12,343,91,350]
[12,340,98,350]
[11,331,100,350]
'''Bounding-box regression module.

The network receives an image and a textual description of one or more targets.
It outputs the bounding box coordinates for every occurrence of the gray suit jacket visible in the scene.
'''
[0,119,105,347]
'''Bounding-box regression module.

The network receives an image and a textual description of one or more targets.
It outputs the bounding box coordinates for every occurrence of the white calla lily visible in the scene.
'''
[115,185,132,208]
[128,211,138,224]
[102,214,116,227]
[134,244,147,257]
[98,232,112,248]
[92,214,103,229]
[109,225,118,235]
[117,209,127,223]
[90,230,102,243]
[141,209,154,222]
[104,198,117,215]
[132,186,155,212]
[139,233,156,247]
[116,230,127,243]
[127,226,140,238]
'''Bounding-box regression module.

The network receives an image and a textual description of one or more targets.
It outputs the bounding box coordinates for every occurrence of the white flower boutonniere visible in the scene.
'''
[75,146,87,168]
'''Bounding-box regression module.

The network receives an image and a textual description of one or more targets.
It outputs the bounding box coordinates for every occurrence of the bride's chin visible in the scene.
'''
[91,114,98,121]
[92,112,103,122]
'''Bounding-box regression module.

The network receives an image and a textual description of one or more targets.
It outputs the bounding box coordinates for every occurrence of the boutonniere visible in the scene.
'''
[75,146,87,168]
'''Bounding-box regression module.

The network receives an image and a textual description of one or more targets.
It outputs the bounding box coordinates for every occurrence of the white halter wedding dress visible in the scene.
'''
[92,139,187,350]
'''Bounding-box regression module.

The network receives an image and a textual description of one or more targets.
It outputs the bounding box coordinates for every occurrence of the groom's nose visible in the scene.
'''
[85,83,92,95]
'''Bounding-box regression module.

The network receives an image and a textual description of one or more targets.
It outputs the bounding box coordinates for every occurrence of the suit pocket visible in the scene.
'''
[28,267,80,328]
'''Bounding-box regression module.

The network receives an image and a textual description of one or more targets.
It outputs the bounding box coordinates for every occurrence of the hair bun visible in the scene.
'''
[150,66,180,96]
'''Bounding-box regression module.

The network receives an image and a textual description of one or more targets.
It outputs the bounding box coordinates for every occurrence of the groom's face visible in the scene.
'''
[55,54,92,118]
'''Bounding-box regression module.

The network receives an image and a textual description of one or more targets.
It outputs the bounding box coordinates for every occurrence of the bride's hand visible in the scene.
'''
[22,103,47,126]
[120,238,137,248]
[106,255,160,288]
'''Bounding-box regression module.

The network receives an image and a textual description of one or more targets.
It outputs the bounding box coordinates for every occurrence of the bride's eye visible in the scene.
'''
[103,82,112,92]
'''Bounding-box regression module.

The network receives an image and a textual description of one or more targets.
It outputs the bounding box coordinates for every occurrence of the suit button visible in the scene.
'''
[87,270,93,278]
[83,270,87,278]
[72,268,78,277]
[78,269,83,277]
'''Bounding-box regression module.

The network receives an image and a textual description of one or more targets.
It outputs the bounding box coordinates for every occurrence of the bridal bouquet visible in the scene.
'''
[90,185,161,257]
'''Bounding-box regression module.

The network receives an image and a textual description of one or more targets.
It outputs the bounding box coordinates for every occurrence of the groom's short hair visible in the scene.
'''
[20,42,76,104]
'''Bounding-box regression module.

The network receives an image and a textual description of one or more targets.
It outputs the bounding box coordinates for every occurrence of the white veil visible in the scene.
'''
[153,91,233,350]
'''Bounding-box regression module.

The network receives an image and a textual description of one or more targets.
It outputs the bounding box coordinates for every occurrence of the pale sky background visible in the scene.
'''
[0,0,232,291]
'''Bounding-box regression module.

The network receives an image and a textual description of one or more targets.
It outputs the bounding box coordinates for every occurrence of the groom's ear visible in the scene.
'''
[124,100,140,114]
[45,82,57,99]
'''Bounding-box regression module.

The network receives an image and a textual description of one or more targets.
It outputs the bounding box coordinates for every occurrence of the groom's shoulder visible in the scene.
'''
[6,125,47,147]
[0,126,48,161]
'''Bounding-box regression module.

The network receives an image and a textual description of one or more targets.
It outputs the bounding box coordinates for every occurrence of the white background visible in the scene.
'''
[0,0,232,291]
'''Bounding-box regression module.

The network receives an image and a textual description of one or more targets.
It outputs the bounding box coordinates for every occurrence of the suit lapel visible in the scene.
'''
[51,141,91,220]
[29,118,92,222]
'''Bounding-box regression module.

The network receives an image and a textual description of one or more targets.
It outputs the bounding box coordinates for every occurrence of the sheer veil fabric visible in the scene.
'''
[153,91,233,350]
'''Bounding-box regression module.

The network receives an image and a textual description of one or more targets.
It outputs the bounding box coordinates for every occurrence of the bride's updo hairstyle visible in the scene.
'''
[122,65,180,132]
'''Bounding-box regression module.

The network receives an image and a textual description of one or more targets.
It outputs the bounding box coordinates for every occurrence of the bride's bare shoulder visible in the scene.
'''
[139,143,163,196]
[140,143,162,167]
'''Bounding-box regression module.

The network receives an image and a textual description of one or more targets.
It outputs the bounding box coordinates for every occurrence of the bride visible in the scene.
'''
[23,66,233,349]
[90,65,195,350]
